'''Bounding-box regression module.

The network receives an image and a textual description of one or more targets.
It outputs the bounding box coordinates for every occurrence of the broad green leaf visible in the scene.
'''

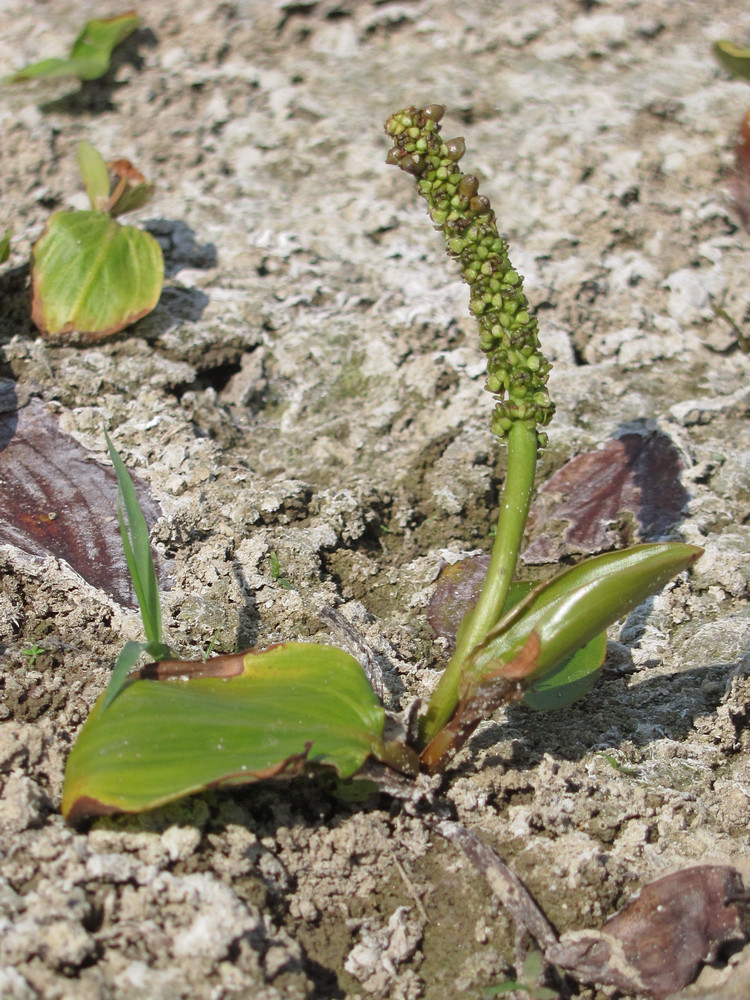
[713,40,750,83]
[468,542,702,687]
[6,12,139,83]
[0,231,9,263]
[105,433,162,647]
[77,141,110,210]
[62,643,387,824]
[31,210,163,340]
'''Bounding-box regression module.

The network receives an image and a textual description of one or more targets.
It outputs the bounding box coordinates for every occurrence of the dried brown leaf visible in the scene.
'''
[523,431,687,564]
[0,396,171,607]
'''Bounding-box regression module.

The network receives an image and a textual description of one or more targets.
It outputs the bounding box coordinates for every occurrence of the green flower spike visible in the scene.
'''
[385,104,555,444]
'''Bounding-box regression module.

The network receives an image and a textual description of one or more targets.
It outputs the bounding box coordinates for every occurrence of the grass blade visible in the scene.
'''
[100,639,146,713]
[104,432,162,645]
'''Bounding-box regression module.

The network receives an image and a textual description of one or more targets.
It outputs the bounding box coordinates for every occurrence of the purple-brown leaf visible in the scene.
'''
[427,553,491,642]
[0,395,170,607]
[551,866,750,998]
[523,431,688,564]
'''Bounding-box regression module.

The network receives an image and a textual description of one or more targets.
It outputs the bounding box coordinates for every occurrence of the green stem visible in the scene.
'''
[418,419,538,748]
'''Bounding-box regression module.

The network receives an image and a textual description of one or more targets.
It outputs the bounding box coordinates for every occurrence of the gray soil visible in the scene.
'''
[1,1,750,998]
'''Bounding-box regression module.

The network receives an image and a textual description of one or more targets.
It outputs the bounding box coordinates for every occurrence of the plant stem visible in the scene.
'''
[418,418,538,748]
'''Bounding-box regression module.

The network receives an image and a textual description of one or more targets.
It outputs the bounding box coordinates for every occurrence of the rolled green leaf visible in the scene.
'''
[6,12,139,83]
[713,40,750,83]
[467,542,702,687]
[62,643,387,824]
[31,210,163,340]
[77,141,111,211]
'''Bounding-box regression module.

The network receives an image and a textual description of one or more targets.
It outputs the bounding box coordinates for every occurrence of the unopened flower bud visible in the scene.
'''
[445,138,466,162]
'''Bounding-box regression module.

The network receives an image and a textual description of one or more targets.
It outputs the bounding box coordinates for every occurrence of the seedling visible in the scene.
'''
[62,107,701,824]
[483,950,558,998]
[270,551,295,590]
[5,11,139,84]
[0,231,10,264]
[22,643,45,667]
[30,141,163,341]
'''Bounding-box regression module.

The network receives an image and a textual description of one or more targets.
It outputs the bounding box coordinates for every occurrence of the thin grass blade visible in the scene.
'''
[105,432,162,645]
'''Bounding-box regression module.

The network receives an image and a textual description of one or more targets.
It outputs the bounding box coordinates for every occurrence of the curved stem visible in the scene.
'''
[418,420,538,749]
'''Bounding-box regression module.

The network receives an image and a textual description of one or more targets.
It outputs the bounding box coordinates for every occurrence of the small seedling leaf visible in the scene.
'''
[31,210,164,340]
[62,643,387,824]
[713,40,750,83]
[0,231,10,264]
[77,141,111,211]
[105,432,162,646]
[6,12,139,83]
[106,159,155,217]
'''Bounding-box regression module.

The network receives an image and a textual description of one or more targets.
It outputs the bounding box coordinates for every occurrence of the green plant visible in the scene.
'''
[61,106,700,824]
[30,141,163,341]
[270,551,295,590]
[482,950,558,998]
[5,11,139,84]
[0,231,10,265]
[22,643,45,667]
[713,39,750,82]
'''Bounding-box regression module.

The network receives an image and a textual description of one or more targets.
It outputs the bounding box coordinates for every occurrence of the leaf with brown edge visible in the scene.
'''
[420,632,541,772]
[62,642,388,824]
[30,209,163,341]
[0,397,171,607]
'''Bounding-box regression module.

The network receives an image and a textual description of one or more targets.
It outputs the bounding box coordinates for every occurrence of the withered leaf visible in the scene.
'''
[523,431,688,564]
[550,866,750,999]
[728,109,750,232]
[427,553,491,643]
[0,395,170,607]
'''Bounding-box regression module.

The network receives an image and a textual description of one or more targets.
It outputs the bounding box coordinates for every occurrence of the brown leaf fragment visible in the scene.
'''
[427,553,490,642]
[132,652,248,681]
[549,866,750,999]
[0,396,171,607]
[728,109,750,231]
[523,431,688,564]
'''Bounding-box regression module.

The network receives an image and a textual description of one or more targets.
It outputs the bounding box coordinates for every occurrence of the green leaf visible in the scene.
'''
[468,542,702,688]
[522,631,606,710]
[100,640,148,714]
[0,231,10,264]
[105,432,162,647]
[6,12,139,83]
[31,210,163,340]
[77,141,111,211]
[62,643,387,824]
[452,578,606,710]
[713,40,750,83]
